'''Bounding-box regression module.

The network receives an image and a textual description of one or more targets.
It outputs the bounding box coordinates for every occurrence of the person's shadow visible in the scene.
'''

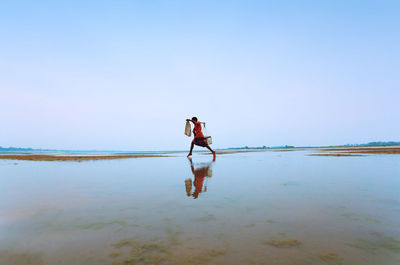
[185,157,215,199]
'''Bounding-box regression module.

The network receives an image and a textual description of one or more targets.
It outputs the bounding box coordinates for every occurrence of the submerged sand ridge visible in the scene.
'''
[322,147,400,154]
[309,146,400,156]
[0,153,168,161]
[0,146,399,161]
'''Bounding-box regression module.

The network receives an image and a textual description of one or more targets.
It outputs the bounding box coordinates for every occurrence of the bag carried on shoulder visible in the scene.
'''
[203,123,212,145]
[184,121,191,137]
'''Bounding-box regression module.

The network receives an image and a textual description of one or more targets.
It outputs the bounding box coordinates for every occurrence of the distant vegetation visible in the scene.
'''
[344,141,400,146]
[0,146,51,151]
[0,146,35,151]
[228,141,400,150]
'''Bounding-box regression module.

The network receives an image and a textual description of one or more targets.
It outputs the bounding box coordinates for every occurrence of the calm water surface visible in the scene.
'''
[1,151,399,265]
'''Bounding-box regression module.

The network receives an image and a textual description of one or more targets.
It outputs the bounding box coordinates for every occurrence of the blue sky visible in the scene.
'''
[1,1,399,150]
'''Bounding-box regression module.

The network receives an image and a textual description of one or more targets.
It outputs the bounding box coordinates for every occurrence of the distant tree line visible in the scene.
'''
[228,141,400,150]
[344,141,400,147]
[0,146,41,151]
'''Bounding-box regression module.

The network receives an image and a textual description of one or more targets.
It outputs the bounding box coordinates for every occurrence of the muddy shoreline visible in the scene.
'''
[309,147,400,156]
[0,146,398,161]
[0,154,168,161]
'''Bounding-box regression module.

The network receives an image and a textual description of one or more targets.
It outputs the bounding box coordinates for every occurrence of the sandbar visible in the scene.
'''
[0,154,168,161]
[309,147,400,156]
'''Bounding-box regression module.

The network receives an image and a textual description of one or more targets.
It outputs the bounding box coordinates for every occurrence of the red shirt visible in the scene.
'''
[193,121,204,138]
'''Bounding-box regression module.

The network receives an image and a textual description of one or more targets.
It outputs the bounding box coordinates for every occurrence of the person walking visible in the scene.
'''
[186,117,215,158]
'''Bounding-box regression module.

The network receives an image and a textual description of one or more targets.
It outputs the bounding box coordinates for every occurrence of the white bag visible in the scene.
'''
[202,123,212,145]
[184,121,191,137]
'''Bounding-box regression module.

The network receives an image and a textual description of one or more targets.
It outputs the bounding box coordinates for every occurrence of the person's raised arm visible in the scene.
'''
[186,119,196,125]
[186,119,205,125]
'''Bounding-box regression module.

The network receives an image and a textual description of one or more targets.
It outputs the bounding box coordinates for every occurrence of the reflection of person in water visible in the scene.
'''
[185,157,214,199]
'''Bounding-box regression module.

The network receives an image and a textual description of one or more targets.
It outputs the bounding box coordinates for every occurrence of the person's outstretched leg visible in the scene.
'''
[205,144,216,159]
[187,140,195,157]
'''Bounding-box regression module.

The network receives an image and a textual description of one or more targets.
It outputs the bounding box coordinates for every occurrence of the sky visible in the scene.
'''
[0,0,399,151]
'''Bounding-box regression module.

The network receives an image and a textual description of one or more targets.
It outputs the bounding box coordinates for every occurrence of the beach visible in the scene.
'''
[1,148,399,264]
[0,146,399,161]
[0,153,168,161]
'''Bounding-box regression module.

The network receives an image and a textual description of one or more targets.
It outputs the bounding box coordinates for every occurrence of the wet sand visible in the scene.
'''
[0,154,168,161]
[309,153,366,157]
[1,146,398,161]
[212,150,268,155]
[309,146,400,156]
[322,147,400,154]
[212,146,400,156]
[201,149,295,155]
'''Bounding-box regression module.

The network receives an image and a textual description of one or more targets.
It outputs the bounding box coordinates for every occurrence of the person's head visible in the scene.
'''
[192,117,198,121]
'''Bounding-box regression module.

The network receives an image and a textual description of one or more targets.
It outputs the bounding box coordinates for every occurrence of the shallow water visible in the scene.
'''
[1,151,399,265]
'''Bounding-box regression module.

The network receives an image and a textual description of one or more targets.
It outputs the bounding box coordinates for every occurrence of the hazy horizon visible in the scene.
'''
[1,140,400,152]
[1,1,399,151]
